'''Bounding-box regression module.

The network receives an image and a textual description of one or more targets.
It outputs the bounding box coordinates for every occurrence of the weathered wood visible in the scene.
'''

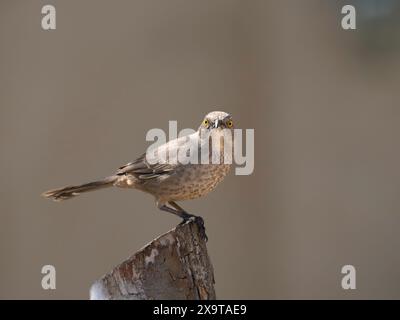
[90,220,216,300]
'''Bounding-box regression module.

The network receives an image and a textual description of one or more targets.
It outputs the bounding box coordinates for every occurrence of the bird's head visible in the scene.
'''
[198,111,234,134]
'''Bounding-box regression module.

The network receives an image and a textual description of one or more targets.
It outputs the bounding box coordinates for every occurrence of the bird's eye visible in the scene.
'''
[226,120,233,128]
[203,119,209,126]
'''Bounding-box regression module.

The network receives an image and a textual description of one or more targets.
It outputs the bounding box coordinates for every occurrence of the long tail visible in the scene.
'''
[42,176,117,201]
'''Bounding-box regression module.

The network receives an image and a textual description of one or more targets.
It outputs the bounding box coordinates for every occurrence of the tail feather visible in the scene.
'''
[42,176,117,201]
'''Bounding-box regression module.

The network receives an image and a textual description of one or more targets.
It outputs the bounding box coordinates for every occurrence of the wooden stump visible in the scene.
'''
[90,220,216,300]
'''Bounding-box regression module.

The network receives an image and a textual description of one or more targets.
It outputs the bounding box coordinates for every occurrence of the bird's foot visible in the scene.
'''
[179,214,208,242]
[194,216,208,242]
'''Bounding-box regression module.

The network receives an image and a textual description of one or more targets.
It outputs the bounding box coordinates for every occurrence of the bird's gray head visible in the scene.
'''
[198,111,234,133]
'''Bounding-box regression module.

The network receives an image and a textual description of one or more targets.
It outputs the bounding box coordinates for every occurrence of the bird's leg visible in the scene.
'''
[168,201,207,242]
[168,201,195,221]
[158,203,192,220]
[169,201,201,225]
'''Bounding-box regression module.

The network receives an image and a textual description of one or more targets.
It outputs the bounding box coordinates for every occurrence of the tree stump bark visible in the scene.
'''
[90,220,216,300]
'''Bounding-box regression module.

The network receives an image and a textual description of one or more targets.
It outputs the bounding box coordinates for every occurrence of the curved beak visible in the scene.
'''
[214,119,220,128]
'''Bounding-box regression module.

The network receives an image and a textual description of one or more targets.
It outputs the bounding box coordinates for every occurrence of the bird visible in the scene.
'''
[42,111,234,240]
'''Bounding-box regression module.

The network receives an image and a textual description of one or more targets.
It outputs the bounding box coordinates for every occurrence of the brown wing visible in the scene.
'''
[116,153,175,181]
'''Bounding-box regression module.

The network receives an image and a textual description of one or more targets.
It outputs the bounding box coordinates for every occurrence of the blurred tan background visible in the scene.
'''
[1,0,400,299]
